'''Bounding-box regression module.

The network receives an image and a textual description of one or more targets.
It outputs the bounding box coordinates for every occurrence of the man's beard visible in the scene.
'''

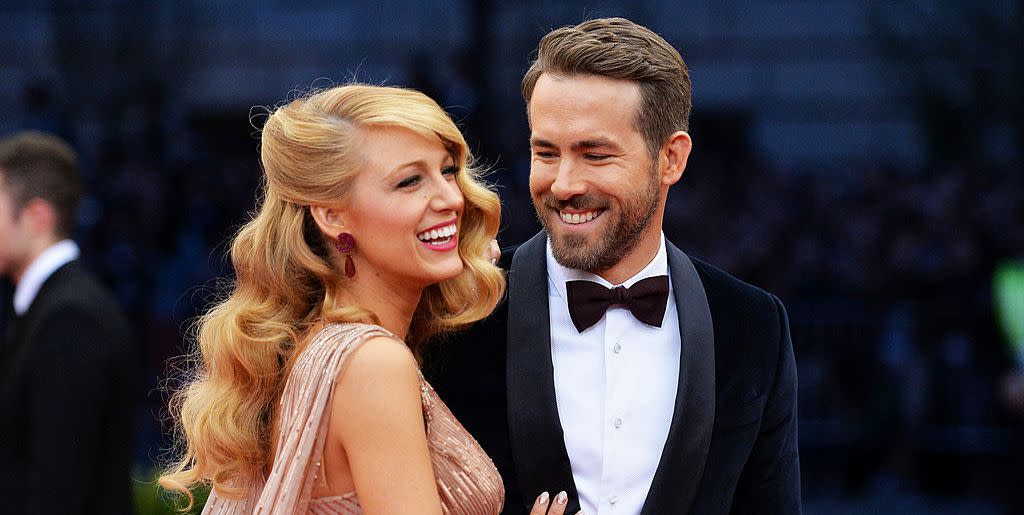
[535,167,660,274]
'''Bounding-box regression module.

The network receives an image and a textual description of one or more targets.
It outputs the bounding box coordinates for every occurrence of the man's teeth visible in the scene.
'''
[417,224,457,242]
[560,210,600,224]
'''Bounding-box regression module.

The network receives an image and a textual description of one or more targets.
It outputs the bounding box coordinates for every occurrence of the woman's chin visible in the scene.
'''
[424,260,465,285]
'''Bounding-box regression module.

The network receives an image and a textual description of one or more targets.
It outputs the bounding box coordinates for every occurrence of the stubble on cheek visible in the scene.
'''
[537,169,660,273]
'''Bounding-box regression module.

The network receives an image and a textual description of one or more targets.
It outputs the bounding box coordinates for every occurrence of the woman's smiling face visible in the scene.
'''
[336,125,466,289]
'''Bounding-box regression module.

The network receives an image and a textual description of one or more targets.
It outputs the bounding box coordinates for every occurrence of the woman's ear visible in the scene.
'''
[309,204,348,239]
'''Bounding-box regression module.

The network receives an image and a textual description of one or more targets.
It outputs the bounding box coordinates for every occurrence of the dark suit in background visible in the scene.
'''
[0,260,137,515]
[425,232,800,514]
[1,279,12,349]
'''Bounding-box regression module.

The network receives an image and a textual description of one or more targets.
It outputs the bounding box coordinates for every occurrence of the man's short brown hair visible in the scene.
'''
[521,17,693,156]
[0,131,81,238]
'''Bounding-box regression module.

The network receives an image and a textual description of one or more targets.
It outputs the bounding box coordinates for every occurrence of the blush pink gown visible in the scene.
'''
[202,323,504,514]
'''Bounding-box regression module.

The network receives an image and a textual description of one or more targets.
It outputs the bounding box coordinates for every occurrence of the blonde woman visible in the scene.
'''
[161,85,573,515]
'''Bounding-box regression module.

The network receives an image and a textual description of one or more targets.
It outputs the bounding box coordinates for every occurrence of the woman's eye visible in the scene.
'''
[397,175,421,188]
[442,165,460,177]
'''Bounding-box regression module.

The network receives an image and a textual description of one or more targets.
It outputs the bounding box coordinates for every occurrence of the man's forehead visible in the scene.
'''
[528,113,640,150]
[528,74,642,140]
[536,71,641,93]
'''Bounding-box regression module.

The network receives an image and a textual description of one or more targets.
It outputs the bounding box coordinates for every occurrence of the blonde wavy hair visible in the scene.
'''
[160,84,504,506]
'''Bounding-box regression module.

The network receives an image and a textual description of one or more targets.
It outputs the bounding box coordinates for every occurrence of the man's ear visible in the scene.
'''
[308,204,349,240]
[659,131,692,187]
[20,198,58,236]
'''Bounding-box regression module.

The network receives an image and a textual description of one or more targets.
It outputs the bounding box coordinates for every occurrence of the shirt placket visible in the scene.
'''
[600,307,629,512]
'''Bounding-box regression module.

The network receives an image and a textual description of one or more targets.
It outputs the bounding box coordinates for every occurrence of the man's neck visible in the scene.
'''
[12,239,79,315]
[591,225,664,285]
[547,231,668,294]
[11,236,60,284]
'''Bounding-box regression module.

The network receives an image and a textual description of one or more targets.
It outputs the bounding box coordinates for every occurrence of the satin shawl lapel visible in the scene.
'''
[640,242,716,514]
[506,232,580,512]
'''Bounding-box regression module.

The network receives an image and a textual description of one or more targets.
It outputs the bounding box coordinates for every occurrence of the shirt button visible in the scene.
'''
[614,417,623,429]
[609,495,619,505]
[613,342,622,354]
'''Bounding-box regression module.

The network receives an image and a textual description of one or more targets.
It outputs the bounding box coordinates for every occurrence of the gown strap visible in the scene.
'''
[252,323,399,514]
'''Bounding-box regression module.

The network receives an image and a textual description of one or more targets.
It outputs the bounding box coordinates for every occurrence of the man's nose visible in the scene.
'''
[549,160,586,200]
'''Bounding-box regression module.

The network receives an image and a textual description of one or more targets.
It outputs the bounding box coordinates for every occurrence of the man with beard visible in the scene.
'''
[425,18,800,515]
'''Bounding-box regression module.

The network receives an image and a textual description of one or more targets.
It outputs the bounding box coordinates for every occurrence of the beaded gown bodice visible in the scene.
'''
[202,323,504,514]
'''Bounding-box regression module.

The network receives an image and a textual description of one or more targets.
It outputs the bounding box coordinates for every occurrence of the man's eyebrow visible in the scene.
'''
[529,138,622,152]
[572,138,620,152]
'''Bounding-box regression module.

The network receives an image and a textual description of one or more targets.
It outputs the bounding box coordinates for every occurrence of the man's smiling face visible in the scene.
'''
[528,73,661,274]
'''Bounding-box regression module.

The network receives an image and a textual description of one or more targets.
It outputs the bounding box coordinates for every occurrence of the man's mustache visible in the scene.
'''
[541,194,609,211]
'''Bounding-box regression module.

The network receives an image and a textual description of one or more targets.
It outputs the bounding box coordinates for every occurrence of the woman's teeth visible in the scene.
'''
[417,224,457,242]
[560,210,600,224]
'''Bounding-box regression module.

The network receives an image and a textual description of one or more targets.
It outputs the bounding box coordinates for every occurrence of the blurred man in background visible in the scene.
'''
[0,131,136,515]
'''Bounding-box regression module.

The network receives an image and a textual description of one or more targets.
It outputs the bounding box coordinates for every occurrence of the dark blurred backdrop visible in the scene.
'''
[1,1,1021,514]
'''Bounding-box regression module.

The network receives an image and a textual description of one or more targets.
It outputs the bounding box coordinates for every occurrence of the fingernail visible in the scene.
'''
[555,491,568,504]
[536,491,549,505]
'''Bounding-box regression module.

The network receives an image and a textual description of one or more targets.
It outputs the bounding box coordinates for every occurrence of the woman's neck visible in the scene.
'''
[336,273,423,341]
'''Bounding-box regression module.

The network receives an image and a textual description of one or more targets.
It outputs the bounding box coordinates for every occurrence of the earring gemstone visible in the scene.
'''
[334,232,355,253]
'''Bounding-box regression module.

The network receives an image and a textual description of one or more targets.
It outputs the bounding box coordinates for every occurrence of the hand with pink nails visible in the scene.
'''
[487,239,501,266]
[528,490,581,515]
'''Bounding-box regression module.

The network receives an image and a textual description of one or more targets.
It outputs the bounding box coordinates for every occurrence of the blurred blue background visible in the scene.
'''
[1,1,1021,513]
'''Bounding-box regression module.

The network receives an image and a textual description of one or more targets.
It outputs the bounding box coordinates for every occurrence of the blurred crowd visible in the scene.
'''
[14,70,1024,509]
[663,153,1024,502]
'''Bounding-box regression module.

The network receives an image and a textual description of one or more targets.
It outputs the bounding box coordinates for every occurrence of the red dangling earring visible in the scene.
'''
[334,232,356,278]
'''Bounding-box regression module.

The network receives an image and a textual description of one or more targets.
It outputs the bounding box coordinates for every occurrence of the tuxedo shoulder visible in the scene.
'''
[688,257,788,371]
[688,257,783,313]
[32,264,131,343]
[44,268,122,316]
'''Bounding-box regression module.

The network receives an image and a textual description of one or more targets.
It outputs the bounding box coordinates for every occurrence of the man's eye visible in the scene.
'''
[397,175,421,188]
[585,154,610,161]
[534,151,557,159]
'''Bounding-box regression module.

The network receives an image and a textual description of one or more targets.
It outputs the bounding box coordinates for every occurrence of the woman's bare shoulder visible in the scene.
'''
[332,334,420,410]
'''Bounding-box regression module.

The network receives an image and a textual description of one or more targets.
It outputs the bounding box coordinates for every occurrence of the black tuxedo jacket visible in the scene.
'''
[0,260,137,515]
[424,232,800,514]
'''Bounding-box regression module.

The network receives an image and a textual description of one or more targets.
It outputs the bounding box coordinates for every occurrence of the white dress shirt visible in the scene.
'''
[13,239,80,315]
[547,234,680,515]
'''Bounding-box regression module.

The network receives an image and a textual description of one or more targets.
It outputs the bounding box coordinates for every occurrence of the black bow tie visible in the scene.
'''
[565,275,670,332]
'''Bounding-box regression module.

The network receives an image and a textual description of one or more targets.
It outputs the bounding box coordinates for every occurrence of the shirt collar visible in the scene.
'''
[13,240,80,315]
[546,232,670,303]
